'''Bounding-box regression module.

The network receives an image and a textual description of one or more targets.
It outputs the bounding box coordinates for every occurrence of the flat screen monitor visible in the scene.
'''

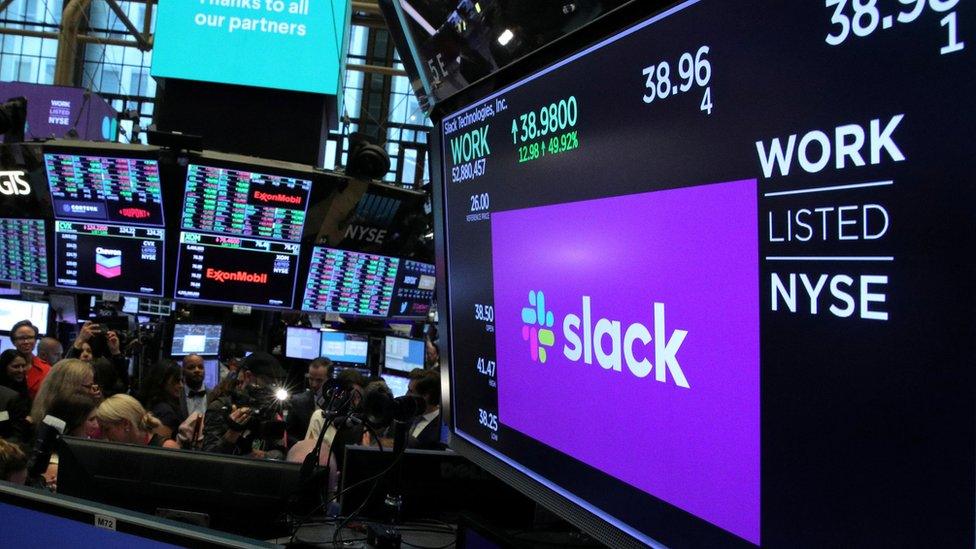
[300,246,399,317]
[0,338,37,354]
[151,1,348,95]
[433,1,976,547]
[53,221,165,297]
[380,372,411,398]
[180,163,312,243]
[320,331,368,365]
[384,335,425,374]
[170,323,222,356]
[121,295,139,314]
[44,151,164,226]
[389,259,435,318]
[332,365,371,380]
[173,232,302,308]
[202,357,220,390]
[0,298,49,333]
[285,326,321,360]
[56,436,310,540]
[0,218,49,286]
[173,160,312,309]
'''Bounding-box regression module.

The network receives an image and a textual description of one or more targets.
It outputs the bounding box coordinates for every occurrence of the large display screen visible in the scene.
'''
[436,1,975,547]
[384,335,425,374]
[381,373,410,398]
[44,152,164,226]
[181,164,311,242]
[389,259,435,318]
[170,323,222,356]
[174,161,310,309]
[151,0,349,95]
[173,232,301,308]
[320,331,368,365]
[285,326,321,360]
[301,247,399,317]
[0,298,49,333]
[0,218,48,286]
[54,221,165,297]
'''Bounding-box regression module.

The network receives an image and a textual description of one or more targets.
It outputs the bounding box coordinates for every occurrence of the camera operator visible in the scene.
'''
[202,352,289,459]
[67,321,130,397]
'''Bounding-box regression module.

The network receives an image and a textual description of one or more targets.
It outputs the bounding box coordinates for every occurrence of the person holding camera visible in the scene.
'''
[66,321,130,397]
[201,352,289,459]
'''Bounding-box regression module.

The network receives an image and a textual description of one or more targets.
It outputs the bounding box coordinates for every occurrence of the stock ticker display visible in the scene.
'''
[181,164,311,242]
[438,1,974,547]
[54,221,164,296]
[173,232,302,308]
[0,218,48,286]
[44,153,164,226]
[174,164,313,308]
[389,260,436,318]
[301,246,399,317]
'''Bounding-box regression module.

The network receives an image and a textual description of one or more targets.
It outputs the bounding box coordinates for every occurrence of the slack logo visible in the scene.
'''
[521,290,555,363]
[95,247,122,279]
[524,292,691,388]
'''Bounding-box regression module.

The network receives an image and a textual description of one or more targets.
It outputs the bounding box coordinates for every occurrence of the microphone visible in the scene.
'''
[28,415,67,477]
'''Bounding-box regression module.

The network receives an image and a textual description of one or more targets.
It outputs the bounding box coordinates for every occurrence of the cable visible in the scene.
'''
[290,442,409,543]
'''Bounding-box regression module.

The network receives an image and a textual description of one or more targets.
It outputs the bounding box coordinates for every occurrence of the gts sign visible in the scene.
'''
[0,170,30,196]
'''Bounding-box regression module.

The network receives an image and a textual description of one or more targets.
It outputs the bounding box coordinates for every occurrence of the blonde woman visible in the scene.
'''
[30,359,102,423]
[95,394,179,449]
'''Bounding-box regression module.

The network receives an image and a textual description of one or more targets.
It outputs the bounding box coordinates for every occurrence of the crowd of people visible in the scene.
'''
[0,319,444,494]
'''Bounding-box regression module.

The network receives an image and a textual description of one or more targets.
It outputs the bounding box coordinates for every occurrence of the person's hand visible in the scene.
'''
[248,449,267,459]
[106,331,121,355]
[177,412,204,445]
[227,405,252,432]
[73,322,99,348]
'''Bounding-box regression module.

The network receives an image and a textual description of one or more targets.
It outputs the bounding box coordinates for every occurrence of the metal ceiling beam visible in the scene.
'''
[103,0,150,50]
[54,0,92,86]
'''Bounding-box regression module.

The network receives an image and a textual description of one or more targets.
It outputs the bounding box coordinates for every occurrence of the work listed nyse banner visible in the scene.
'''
[441,0,974,546]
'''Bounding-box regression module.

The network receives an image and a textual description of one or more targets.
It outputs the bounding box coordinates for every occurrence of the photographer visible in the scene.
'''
[202,352,288,459]
[66,321,130,397]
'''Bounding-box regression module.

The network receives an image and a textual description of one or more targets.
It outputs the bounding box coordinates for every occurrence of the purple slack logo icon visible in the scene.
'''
[520,290,555,362]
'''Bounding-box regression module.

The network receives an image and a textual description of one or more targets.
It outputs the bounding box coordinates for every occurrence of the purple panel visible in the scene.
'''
[491,179,760,544]
[0,82,117,141]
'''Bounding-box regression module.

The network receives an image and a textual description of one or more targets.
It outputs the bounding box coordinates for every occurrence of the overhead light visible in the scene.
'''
[497,29,514,46]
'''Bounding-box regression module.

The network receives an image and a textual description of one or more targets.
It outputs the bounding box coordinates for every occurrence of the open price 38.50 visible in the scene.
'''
[451,158,487,183]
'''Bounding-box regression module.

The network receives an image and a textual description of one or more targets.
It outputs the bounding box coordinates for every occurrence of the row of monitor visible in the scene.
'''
[2,149,434,318]
[285,328,426,371]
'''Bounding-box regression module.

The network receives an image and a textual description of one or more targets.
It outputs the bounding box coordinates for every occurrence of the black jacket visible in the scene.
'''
[0,385,30,444]
[285,389,316,446]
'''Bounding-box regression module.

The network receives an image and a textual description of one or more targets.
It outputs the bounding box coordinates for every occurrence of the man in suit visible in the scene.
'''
[285,357,332,445]
[180,354,209,418]
[407,369,444,450]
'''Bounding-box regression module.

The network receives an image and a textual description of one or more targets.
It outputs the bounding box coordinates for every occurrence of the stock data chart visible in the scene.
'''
[0,218,48,286]
[181,164,311,242]
[44,153,164,226]
[301,247,399,317]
